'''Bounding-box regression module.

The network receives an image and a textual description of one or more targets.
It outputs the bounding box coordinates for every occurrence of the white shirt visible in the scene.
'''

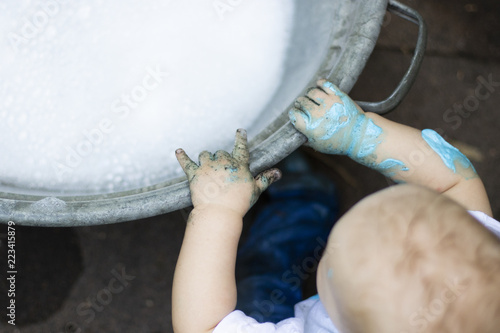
[214,211,500,333]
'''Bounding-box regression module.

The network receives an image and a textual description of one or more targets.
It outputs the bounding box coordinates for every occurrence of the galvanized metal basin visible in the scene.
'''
[0,0,426,226]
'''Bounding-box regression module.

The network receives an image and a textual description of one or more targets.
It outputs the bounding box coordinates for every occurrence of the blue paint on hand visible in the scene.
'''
[290,81,410,179]
[226,166,238,173]
[295,81,408,178]
[421,129,477,179]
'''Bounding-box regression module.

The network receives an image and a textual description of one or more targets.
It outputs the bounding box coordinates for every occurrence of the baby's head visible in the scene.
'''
[317,184,500,333]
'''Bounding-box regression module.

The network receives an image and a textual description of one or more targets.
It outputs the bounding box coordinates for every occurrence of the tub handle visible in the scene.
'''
[355,0,427,114]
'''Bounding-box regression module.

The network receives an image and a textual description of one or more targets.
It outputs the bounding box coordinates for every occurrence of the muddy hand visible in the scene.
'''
[175,129,281,216]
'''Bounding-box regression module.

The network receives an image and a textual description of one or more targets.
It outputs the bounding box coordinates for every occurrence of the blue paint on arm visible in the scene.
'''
[421,129,477,179]
[377,159,409,178]
[293,81,410,178]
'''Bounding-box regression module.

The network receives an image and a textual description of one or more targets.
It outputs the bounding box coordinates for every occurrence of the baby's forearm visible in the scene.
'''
[360,113,491,215]
[361,113,462,186]
[172,206,243,333]
[290,80,491,215]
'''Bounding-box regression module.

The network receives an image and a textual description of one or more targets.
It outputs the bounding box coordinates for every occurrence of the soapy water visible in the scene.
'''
[0,0,295,194]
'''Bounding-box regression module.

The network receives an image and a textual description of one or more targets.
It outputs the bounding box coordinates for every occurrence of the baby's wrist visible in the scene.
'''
[191,203,246,221]
[318,113,375,160]
[345,114,381,161]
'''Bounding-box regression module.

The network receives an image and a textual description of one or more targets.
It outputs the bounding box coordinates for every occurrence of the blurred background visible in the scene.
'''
[1,0,499,332]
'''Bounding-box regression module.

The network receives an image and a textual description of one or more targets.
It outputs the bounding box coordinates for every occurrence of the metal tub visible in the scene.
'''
[0,0,426,226]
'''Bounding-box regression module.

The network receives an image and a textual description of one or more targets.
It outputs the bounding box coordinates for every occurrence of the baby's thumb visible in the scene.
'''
[289,108,308,133]
[255,168,282,193]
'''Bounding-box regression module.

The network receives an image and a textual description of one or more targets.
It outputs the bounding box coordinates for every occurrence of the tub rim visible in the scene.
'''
[1,0,393,226]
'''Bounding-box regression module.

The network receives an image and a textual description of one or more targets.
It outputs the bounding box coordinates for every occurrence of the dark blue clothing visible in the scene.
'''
[235,180,338,323]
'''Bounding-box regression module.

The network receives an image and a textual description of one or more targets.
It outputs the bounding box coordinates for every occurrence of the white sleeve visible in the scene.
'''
[213,310,304,333]
[468,210,500,238]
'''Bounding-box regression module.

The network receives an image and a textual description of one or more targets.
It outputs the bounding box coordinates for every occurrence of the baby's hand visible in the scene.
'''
[289,79,371,157]
[176,129,281,217]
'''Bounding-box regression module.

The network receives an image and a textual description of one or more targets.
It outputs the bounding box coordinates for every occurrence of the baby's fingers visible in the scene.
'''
[175,148,198,180]
[255,168,281,194]
[295,96,318,113]
[289,108,309,132]
[232,128,249,164]
[306,87,329,105]
[317,79,341,96]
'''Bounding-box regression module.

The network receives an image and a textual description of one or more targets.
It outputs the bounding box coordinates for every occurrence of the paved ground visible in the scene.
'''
[1,0,499,332]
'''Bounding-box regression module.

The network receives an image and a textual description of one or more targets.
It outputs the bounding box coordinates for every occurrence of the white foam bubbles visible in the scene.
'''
[0,0,295,194]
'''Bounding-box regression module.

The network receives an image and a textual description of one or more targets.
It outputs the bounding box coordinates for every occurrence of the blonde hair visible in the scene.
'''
[325,184,500,333]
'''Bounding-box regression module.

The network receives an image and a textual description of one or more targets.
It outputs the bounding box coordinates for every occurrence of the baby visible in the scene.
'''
[171,80,500,332]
